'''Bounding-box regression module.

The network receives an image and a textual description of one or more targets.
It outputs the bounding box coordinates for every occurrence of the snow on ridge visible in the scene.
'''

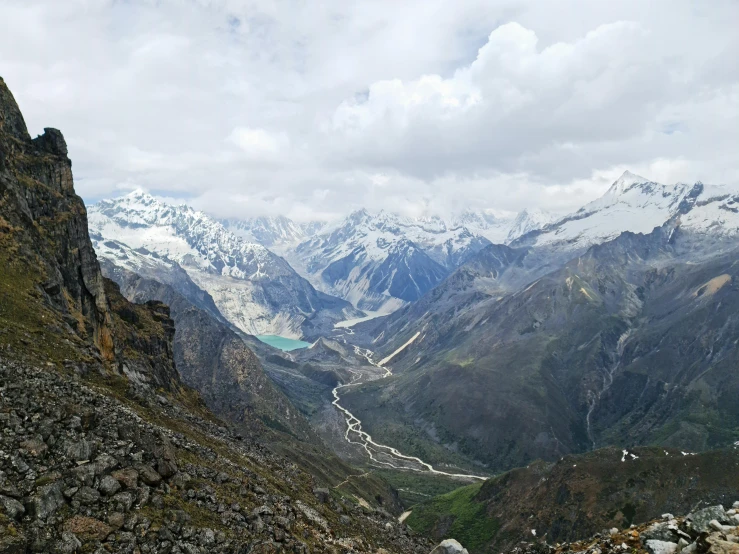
[506,208,558,243]
[521,173,700,250]
[680,183,739,236]
[606,170,651,196]
[89,191,289,280]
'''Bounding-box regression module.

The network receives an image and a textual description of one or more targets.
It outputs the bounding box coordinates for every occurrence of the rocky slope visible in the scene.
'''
[87,191,362,340]
[0,76,432,553]
[99,258,409,512]
[100,259,313,441]
[407,446,739,553]
[0,358,433,553]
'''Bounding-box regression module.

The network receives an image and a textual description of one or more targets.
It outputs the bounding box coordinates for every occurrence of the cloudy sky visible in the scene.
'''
[1,0,737,221]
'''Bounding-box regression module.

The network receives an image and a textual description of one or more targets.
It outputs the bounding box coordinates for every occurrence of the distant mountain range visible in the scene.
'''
[87,194,559,321]
[88,173,739,335]
[221,215,325,250]
[87,192,361,340]
[339,172,739,472]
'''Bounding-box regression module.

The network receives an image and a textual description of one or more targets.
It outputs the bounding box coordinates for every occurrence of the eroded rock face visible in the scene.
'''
[0,76,114,362]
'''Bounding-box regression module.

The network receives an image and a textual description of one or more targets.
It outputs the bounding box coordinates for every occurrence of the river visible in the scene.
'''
[331,343,486,481]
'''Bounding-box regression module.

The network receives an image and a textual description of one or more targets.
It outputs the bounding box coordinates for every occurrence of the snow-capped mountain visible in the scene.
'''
[505,208,558,243]
[451,210,516,244]
[289,209,489,311]
[221,215,325,252]
[87,191,361,339]
[451,208,556,244]
[680,183,739,237]
[88,233,227,323]
[511,171,702,252]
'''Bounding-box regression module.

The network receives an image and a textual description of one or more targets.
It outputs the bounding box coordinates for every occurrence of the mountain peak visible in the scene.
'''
[506,207,556,242]
[608,170,650,195]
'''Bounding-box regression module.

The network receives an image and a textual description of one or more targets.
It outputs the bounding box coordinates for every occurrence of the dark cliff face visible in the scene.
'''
[0,77,178,389]
[104,279,181,392]
[0,76,114,363]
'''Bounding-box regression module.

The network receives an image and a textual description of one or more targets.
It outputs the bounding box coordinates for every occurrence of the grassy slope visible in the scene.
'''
[405,446,739,553]
[405,483,497,553]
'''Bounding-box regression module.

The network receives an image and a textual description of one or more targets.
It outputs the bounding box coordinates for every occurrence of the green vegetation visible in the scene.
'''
[375,469,470,506]
[0,251,85,365]
[406,482,498,553]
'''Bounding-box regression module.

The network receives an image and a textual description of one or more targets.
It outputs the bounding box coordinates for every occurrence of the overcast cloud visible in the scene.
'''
[1,0,737,221]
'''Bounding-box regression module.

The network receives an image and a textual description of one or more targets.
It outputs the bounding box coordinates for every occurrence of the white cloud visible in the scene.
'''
[228,127,289,161]
[0,0,737,220]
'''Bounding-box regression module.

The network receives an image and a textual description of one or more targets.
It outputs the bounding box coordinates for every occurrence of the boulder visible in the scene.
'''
[74,486,101,505]
[111,468,138,489]
[27,482,65,520]
[430,539,469,554]
[98,475,121,496]
[646,540,679,554]
[157,459,178,479]
[111,491,135,512]
[706,535,739,554]
[65,438,94,462]
[63,516,113,540]
[689,506,729,533]
[0,495,25,520]
[136,464,162,486]
[642,522,679,543]
[53,531,81,554]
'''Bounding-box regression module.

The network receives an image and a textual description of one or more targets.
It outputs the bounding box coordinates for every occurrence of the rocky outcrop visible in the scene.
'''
[0,76,113,363]
[511,504,739,554]
[105,279,181,392]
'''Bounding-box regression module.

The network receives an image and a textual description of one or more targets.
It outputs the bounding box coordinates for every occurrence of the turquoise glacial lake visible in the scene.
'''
[255,335,311,352]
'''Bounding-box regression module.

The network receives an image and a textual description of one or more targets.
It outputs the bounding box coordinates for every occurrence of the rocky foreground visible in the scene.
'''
[512,504,739,554]
[0,359,432,553]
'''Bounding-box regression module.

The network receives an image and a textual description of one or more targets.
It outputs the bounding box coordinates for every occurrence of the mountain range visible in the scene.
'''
[88,195,559,321]
[339,174,739,474]
[86,165,739,478]
[4,72,739,554]
[87,192,362,340]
